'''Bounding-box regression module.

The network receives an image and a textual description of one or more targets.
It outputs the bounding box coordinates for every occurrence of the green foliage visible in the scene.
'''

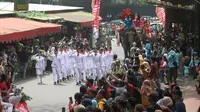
[16,11,61,20]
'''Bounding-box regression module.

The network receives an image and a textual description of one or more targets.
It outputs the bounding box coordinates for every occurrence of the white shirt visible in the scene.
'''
[31,55,45,70]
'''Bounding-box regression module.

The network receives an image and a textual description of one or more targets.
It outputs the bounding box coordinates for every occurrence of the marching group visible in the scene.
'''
[31,46,114,85]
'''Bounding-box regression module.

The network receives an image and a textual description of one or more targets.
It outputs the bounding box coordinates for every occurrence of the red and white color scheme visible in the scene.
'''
[156,7,166,27]
[91,0,101,39]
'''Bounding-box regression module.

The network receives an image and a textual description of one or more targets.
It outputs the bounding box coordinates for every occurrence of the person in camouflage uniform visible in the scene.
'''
[130,42,137,58]
[111,54,118,71]
[96,26,106,49]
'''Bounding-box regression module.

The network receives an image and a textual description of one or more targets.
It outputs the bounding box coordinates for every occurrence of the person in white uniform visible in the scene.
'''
[86,48,93,79]
[51,50,62,85]
[92,48,101,80]
[107,47,113,73]
[31,50,45,84]
[63,46,70,80]
[73,49,83,85]
[99,48,107,77]
[59,47,67,81]
[81,49,88,81]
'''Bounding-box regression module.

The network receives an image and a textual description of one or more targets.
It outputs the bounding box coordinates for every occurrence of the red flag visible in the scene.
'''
[92,0,101,29]
[156,7,166,27]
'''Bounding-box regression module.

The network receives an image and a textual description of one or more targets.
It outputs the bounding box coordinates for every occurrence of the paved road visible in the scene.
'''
[16,39,123,112]
[16,39,200,112]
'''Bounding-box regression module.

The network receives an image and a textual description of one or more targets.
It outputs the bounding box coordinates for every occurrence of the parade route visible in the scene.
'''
[16,39,200,112]
[15,39,124,112]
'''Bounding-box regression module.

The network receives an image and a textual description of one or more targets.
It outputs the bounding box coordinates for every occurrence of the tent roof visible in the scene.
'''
[0,18,61,43]
[51,11,95,23]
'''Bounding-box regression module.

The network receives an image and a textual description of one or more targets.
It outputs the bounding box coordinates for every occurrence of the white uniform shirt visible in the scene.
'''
[73,52,83,69]
[92,52,101,68]
[31,55,45,70]
[100,53,106,67]
[51,55,61,69]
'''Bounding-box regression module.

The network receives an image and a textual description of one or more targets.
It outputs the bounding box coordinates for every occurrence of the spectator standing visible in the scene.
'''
[17,46,33,78]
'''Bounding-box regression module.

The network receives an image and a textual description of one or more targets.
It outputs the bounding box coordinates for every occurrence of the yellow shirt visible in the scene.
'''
[97,98,107,111]
[140,88,152,108]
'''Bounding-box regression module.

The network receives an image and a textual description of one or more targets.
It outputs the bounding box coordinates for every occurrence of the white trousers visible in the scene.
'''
[101,66,107,77]
[92,68,101,80]
[74,68,82,83]
[61,66,68,78]
[52,67,61,82]
[2,102,13,112]
[65,66,70,77]
[37,75,42,83]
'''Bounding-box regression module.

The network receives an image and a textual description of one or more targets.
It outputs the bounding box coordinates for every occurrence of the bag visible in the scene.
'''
[173,56,177,67]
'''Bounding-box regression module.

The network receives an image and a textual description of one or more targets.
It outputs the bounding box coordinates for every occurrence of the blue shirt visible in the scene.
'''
[91,98,97,109]
[184,66,189,74]
[167,55,176,68]
[189,59,199,67]
[145,43,151,57]
[124,18,134,28]
[174,101,186,112]
[161,47,166,55]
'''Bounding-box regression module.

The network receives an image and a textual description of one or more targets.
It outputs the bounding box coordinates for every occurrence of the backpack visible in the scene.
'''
[172,56,177,67]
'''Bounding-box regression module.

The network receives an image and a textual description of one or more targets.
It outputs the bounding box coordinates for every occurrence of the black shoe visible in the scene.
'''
[62,78,65,81]
[54,82,57,85]
[79,81,81,85]
[67,76,69,80]
[57,81,60,84]
[60,79,62,82]
[76,82,79,85]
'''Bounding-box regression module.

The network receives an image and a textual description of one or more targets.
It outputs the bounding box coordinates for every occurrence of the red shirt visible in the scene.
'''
[127,84,134,96]
[106,87,112,99]
[86,86,97,94]
[0,82,8,91]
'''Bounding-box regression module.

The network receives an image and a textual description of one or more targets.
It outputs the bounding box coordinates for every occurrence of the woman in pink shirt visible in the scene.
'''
[160,56,168,83]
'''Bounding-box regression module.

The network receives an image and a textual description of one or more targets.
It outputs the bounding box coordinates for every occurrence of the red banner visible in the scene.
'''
[156,7,166,27]
[92,0,101,29]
